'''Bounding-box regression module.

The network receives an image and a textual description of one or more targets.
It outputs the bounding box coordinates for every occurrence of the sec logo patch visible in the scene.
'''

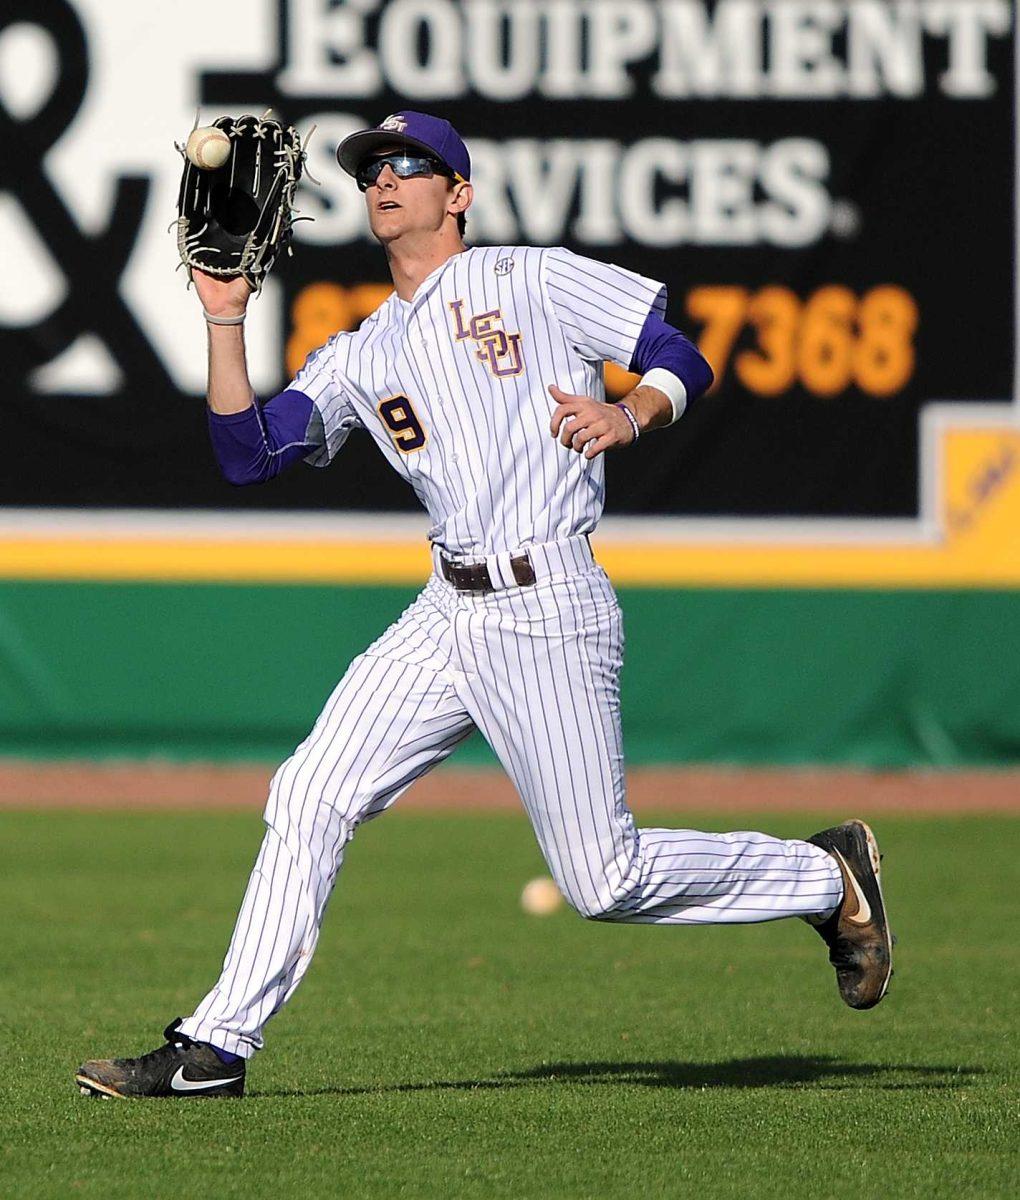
[494,257,515,276]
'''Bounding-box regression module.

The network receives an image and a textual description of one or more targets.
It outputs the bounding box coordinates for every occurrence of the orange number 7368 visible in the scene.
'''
[686,285,919,400]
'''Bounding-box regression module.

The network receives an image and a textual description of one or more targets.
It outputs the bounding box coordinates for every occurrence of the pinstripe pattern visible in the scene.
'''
[178,244,842,1059]
[289,246,666,556]
[179,550,841,1059]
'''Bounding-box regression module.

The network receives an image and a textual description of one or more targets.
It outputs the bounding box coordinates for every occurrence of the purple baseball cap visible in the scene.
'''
[336,111,471,182]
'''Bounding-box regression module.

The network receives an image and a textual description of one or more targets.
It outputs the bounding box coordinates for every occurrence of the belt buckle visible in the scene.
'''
[441,553,491,592]
[440,555,463,587]
[440,549,535,591]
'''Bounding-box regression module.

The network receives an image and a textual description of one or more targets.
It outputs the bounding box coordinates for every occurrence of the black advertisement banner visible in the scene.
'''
[3,0,1015,517]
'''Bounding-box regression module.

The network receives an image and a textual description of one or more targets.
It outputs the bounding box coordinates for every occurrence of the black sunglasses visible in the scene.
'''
[355,153,456,192]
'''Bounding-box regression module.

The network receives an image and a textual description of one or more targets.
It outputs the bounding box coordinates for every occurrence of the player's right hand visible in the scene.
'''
[192,269,254,320]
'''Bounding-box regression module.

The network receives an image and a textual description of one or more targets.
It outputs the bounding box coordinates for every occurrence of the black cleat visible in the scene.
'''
[806,820,894,1010]
[75,1019,245,1098]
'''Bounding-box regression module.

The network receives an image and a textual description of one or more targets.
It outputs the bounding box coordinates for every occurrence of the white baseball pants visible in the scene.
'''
[179,537,842,1057]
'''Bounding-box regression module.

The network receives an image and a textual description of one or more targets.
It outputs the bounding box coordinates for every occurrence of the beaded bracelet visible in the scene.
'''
[615,402,641,443]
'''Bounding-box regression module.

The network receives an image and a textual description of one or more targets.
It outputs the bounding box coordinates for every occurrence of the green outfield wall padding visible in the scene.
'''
[0,581,1017,768]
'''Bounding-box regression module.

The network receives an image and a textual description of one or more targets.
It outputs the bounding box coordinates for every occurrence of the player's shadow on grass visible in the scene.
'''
[257,1056,984,1098]
[503,1057,984,1092]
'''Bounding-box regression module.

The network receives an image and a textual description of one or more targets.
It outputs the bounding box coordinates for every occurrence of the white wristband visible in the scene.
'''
[638,368,688,425]
[203,309,246,326]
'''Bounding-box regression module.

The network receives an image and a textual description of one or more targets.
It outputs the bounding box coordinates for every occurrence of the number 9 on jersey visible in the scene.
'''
[378,394,428,453]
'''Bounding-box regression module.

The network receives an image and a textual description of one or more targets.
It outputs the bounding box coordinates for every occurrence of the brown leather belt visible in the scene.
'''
[440,551,537,592]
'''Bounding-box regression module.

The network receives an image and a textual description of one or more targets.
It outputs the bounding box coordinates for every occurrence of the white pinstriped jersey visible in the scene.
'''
[291,246,666,556]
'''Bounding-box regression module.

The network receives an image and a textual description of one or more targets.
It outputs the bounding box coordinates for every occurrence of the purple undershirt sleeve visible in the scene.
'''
[207,389,317,486]
[629,313,714,401]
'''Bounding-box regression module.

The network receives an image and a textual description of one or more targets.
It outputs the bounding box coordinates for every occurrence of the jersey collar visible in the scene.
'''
[393,249,467,309]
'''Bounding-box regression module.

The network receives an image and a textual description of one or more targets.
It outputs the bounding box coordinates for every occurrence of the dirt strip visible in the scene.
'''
[0,760,1017,814]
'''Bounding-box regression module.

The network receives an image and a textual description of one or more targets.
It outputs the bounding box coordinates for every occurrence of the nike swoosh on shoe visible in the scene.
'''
[831,848,872,925]
[170,1066,244,1093]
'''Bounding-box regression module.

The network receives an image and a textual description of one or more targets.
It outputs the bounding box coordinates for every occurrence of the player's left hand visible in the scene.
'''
[548,385,637,459]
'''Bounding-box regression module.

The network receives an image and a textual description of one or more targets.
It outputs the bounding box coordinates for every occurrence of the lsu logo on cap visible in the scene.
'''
[379,114,408,133]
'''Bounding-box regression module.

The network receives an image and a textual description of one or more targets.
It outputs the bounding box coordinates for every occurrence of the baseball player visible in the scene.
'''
[76,112,892,1099]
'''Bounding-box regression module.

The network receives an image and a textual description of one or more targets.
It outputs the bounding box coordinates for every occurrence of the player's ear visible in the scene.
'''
[448,180,472,220]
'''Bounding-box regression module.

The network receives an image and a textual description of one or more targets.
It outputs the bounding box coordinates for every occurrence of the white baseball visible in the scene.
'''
[186,126,231,171]
[520,876,564,916]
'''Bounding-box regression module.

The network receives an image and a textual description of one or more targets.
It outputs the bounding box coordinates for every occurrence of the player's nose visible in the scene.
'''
[375,164,400,189]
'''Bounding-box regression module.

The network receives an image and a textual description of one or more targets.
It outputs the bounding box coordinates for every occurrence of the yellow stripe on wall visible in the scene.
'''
[0,537,431,584]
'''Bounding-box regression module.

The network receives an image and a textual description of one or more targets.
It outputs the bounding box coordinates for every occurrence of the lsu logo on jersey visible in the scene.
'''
[448,301,525,378]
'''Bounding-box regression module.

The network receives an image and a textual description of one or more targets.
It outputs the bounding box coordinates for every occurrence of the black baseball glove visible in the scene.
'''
[174,112,311,295]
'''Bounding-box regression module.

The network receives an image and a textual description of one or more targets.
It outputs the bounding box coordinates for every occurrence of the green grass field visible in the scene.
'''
[1,810,1017,1199]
